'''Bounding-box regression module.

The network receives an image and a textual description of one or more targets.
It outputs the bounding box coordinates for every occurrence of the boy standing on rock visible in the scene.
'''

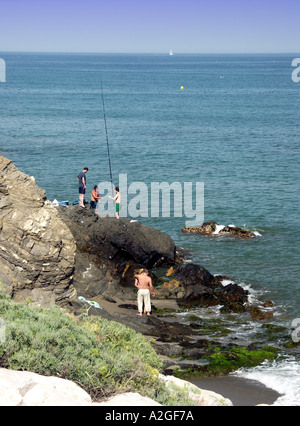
[109,187,121,220]
[134,269,155,317]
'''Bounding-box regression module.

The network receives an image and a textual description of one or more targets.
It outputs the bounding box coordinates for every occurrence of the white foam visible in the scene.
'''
[234,356,300,406]
[213,224,225,235]
[176,305,222,321]
[221,279,235,287]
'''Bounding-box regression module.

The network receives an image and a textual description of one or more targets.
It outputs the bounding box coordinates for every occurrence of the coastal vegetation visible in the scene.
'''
[0,292,200,405]
[0,290,279,404]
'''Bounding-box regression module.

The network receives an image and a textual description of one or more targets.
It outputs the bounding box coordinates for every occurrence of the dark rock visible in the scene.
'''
[57,206,176,300]
[151,341,185,358]
[263,300,275,308]
[174,263,216,288]
[118,261,160,289]
[118,304,138,311]
[156,263,249,312]
[182,221,256,239]
[182,221,218,235]
[246,306,274,321]
[58,206,176,268]
[220,302,246,314]
[145,316,196,343]
[220,226,256,239]
[215,283,249,306]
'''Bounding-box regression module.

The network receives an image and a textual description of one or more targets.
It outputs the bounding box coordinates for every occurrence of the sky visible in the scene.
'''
[0,0,299,53]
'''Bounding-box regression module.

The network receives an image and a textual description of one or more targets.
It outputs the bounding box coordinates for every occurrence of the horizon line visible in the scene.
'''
[0,50,299,56]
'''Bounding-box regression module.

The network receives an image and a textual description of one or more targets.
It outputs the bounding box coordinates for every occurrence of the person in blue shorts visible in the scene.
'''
[77,167,89,208]
[91,185,102,214]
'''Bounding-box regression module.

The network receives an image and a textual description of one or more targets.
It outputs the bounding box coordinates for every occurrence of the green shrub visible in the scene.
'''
[0,293,162,397]
[0,293,199,405]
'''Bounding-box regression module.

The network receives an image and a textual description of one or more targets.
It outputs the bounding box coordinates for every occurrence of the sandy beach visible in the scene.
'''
[190,376,282,406]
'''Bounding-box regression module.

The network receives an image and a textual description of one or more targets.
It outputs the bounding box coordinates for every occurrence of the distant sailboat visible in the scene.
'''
[169,49,174,56]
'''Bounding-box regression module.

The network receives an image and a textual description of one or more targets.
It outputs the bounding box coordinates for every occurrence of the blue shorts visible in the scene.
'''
[90,201,97,209]
[79,188,86,195]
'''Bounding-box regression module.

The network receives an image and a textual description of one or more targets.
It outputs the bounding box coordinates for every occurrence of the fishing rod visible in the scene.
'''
[100,80,114,196]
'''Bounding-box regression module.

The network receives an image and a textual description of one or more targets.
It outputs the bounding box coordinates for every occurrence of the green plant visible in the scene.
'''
[0,293,199,405]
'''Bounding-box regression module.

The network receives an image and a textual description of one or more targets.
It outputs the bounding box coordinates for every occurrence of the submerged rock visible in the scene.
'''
[0,156,76,306]
[182,221,257,239]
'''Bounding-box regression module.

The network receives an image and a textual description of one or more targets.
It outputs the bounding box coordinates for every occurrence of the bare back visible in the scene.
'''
[135,273,154,291]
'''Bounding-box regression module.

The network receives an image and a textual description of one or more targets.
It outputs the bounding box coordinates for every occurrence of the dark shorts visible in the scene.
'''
[116,204,120,213]
[79,188,86,195]
[91,201,97,209]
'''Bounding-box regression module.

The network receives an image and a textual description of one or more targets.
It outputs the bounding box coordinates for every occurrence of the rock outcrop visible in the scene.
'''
[182,221,257,239]
[57,206,176,300]
[57,207,250,313]
[0,156,76,306]
[58,206,176,267]
[155,263,249,311]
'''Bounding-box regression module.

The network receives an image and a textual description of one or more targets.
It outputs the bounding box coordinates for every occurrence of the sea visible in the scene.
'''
[0,52,299,405]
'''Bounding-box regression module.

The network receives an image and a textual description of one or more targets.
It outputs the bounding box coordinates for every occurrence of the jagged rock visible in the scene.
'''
[183,221,218,235]
[57,206,176,299]
[156,263,249,311]
[58,206,176,267]
[182,221,256,239]
[0,156,76,306]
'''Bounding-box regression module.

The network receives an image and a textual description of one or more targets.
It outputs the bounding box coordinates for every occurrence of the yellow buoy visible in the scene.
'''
[181,86,184,90]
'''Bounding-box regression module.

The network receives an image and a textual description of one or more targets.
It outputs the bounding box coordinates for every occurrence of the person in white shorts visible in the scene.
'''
[134,269,155,317]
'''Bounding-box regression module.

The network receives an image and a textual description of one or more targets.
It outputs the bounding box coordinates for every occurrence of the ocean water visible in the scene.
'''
[0,53,299,405]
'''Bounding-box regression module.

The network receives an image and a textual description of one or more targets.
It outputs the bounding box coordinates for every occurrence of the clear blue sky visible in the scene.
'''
[0,0,299,53]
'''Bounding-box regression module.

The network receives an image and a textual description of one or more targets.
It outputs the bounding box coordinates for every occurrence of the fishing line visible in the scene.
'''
[100,80,114,196]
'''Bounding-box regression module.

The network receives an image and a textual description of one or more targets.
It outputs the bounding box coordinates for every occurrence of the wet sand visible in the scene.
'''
[190,376,282,406]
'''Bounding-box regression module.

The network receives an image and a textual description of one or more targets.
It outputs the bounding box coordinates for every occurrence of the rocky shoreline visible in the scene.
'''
[0,155,292,391]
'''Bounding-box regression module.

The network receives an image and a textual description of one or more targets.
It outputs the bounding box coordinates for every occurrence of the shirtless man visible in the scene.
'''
[91,185,102,214]
[109,187,121,220]
[134,269,155,317]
